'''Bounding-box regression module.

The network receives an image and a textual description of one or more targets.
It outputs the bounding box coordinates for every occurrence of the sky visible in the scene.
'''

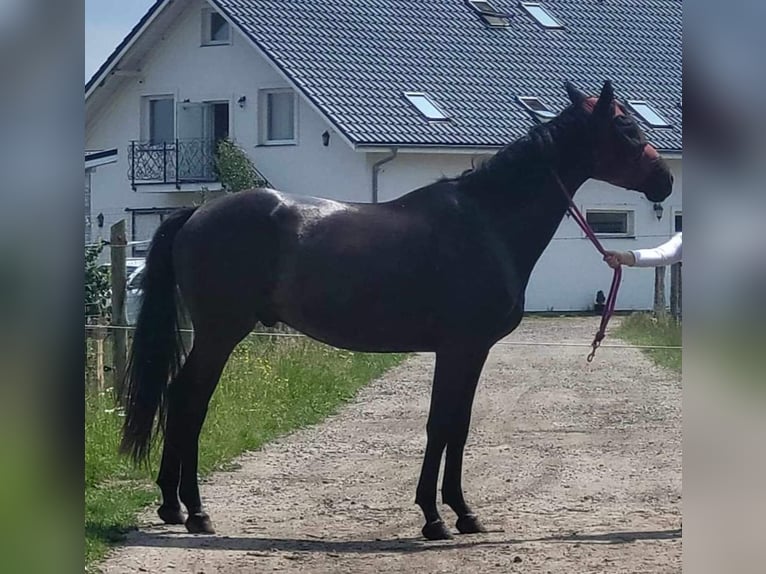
[85,0,156,82]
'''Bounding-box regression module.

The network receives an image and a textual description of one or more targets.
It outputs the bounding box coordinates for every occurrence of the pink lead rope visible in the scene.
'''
[552,173,622,362]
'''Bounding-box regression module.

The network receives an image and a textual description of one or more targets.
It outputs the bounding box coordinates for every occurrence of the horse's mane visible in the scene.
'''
[454,104,589,194]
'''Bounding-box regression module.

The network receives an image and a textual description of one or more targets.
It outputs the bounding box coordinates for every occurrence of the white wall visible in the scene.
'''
[260,99,369,202]
[371,152,490,202]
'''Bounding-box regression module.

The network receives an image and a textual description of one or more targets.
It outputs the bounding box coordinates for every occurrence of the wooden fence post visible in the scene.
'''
[110,220,128,387]
[670,262,682,320]
[94,320,106,392]
[654,266,666,315]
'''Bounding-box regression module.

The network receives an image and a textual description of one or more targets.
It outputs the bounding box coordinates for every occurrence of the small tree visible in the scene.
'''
[85,242,111,321]
[215,138,269,193]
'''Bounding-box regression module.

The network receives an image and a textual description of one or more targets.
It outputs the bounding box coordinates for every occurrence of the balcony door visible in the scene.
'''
[176,101,229,181]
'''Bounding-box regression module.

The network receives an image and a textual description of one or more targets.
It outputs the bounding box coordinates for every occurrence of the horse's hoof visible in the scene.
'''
[422,520,453,540]
[185,512,215,534]
[456,514,487,535]
[157,505,185,525]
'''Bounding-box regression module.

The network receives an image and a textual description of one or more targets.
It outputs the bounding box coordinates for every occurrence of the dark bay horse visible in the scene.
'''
[119,81,673,540]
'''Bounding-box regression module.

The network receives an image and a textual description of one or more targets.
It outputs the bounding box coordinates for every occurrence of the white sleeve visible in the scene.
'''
[630,233,682,267]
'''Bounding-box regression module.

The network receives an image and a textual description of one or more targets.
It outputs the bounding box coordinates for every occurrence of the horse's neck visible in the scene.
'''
[475,159,589,279]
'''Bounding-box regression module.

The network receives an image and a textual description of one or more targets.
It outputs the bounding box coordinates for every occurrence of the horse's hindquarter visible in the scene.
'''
[273,189,522,351]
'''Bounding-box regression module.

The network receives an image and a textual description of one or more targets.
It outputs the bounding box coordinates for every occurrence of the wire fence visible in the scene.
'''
[84,319,680,392]
[85,239,150,248]
[85,322,682,351]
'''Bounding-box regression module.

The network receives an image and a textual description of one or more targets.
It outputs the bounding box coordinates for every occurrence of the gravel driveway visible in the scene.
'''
[98,316,681,573]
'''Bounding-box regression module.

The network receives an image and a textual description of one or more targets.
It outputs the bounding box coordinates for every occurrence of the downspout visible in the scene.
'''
[371,148,398,203]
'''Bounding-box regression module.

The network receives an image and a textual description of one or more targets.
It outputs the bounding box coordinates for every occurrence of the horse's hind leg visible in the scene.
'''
[155,339,222,526]
[157,325,250,533]
[156,440,184,524]
[155,330,196,524]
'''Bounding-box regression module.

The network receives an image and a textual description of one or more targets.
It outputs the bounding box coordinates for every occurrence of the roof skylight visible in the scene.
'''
[517,96,556,122]
[404,92,449,121]
[627,100,671,127]
[521,2,564,29]
[467,0,511,28]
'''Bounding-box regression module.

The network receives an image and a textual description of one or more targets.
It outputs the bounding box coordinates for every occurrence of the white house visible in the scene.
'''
[86,0,682,312]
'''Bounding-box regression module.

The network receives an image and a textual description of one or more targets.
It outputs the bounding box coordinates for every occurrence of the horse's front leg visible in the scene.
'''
[442,386,487,534]
[415,346,489,540]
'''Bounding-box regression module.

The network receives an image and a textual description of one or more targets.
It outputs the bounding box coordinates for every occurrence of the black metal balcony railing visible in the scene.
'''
[129,138,217,189]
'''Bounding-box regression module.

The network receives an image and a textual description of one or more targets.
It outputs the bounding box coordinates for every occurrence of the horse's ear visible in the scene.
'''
[565,81,586,106]
[593,80,615,118]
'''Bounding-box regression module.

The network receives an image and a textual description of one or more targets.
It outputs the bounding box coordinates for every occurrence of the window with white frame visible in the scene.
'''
[585,210,635,237]
[521,2,564,29]
[260,89,296,144]
[674,211,682,232]
[403,92,449,121]
[517,96,556,122]
[626,100,671,128]
[467,0,511,28]
[131,209,174,256]
[144,96,175,145]
[202,8,231,45]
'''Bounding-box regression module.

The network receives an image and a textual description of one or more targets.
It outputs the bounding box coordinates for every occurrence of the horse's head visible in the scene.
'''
[565,80,673,203]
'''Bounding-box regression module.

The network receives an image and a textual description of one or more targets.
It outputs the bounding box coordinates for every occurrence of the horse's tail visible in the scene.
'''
[117,206,198,464]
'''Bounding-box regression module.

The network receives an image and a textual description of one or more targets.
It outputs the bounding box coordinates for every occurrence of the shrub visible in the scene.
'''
[214,139,269,193]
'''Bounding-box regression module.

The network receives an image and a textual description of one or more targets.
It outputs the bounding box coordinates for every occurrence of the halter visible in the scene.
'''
[551,171,621,362]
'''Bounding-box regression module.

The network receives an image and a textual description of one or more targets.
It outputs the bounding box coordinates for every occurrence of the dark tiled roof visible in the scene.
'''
[238,1,685,150]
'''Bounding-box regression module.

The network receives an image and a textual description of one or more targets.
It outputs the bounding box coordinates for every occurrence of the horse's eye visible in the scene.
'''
[615,115,640,136]
[614,116,647,153]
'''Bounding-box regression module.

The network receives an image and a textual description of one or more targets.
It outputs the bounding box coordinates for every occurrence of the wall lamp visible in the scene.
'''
[653,202,664,221]
[237,95,247,108]
[322,130,330,146]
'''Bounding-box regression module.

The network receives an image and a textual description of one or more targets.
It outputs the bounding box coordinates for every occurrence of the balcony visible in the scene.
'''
[129,138,217,190]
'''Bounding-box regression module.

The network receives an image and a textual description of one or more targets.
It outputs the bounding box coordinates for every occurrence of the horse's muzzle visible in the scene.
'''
[639,158,674,203]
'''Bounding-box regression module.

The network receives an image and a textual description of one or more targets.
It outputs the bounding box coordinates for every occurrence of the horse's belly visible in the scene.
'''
[273,271,521,353]
[276,283,440,352]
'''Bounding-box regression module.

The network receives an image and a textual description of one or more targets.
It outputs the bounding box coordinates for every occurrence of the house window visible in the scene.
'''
[260,89,296,144]
[626,100,671,128]
[674,212,682,232]
[585,210,635,237]
[517,96,556,122]
[404,92,449,121]
[131,209,174,256]
[147,97,174,145]
[521,2,564,29]
[211,102,230,143]
[467,0,511,28]
[202,9,231,45]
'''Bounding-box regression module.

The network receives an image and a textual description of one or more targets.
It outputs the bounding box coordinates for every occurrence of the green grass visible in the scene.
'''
[85,335,406,568]
[615,313,682,373]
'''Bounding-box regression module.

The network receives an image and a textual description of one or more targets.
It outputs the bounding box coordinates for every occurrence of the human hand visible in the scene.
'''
[603,250,634,269]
